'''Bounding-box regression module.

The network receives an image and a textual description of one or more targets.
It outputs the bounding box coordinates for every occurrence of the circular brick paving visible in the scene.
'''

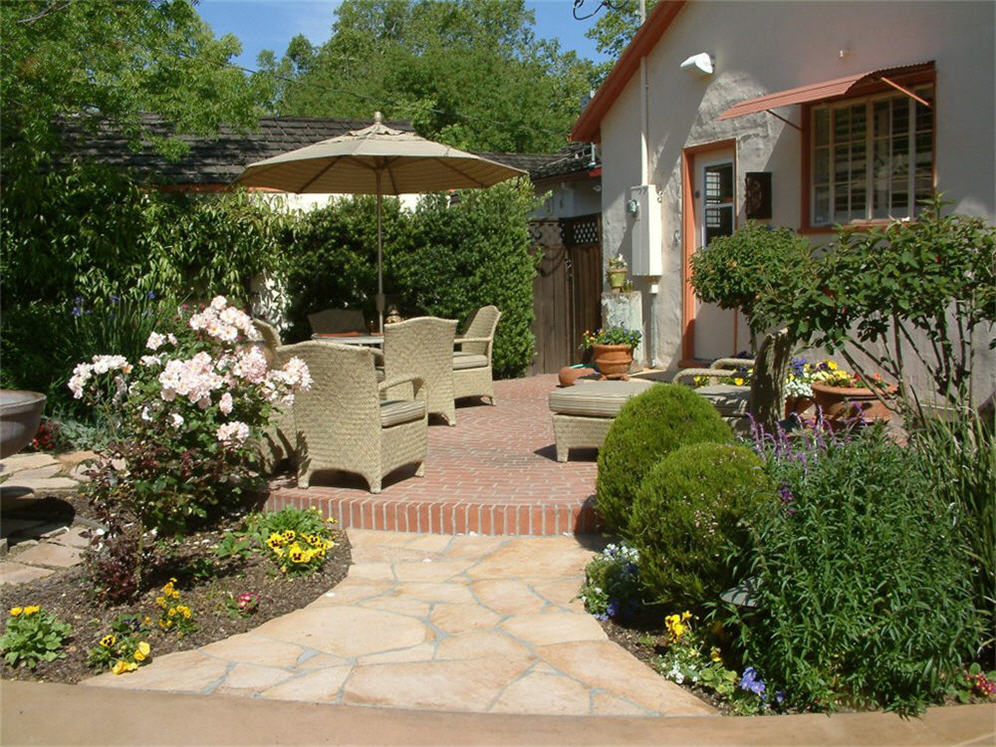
[266,375,601,535]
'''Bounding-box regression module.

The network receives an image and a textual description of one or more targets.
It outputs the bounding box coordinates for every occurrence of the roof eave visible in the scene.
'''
[570,0,687,143]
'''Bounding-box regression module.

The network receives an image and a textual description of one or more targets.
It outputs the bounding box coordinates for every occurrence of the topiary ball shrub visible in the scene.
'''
[629,442,774,611]
[595,384,733,534]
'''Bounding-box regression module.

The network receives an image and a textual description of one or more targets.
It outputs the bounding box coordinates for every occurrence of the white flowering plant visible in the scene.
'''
[73,297,311,596]
[577,543,642,621]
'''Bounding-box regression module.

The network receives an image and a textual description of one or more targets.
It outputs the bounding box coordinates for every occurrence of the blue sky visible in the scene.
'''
[197,0,611,71]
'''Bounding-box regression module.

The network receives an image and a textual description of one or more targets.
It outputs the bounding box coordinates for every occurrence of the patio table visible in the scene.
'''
[312,333,383,347]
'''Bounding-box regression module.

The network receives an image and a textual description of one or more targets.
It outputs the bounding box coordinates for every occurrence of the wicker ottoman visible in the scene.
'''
[548,379,655,462]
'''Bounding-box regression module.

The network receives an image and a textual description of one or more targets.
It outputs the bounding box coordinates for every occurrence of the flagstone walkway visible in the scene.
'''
[83,529,714,718]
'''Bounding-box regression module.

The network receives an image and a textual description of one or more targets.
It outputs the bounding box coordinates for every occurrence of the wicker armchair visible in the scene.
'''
[308,308,366,335]
[453,305,501,405]
[277,341,427,493]
[382,316,458,426]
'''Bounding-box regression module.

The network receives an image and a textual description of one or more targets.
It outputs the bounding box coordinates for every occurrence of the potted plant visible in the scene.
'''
[809,361,896,424]
[607,254,628,292]
[581,326,642,379]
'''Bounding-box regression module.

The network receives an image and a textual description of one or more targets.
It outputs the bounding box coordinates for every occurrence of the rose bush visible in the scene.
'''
[71,296,311,599]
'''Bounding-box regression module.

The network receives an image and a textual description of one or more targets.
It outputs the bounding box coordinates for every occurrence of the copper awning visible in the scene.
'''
[719,62,934,122]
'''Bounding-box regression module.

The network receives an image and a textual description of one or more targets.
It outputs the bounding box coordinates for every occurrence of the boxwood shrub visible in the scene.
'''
[630,442,774,611]
[595,384,732,534]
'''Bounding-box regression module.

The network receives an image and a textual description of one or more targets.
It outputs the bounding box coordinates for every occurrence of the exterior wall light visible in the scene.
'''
[680,52,714,75]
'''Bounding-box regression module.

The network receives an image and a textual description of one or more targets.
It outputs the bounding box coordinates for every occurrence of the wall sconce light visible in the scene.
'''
[680,52,714,75]
[626,198,640,216]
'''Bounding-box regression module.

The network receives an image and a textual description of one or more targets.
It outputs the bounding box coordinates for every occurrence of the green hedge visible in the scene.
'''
[283,180,540,378]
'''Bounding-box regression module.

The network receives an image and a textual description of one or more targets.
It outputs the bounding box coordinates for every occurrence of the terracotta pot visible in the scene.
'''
[591,344,633,380]
[558,366,596,387]
[784,395,816,419]
[811,382,896,424]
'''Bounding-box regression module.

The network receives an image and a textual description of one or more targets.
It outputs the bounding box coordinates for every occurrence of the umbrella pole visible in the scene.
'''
[376,173,385,333]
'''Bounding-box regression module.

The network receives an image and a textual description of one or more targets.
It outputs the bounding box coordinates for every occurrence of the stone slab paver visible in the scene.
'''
[6,465,61,481]
[0,454,58,473]
[83,530,716,718]
[49,526,92,549]
[3,476,79,492]
[9,542,82,569]
[0,562,55,585]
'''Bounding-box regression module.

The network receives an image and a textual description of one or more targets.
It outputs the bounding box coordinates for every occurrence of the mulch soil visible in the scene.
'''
[0,492,351,685]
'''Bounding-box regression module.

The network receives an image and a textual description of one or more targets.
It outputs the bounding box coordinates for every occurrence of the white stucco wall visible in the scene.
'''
[597,0,994,400]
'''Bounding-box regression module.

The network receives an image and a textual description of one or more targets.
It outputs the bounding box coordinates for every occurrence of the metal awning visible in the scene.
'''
[719,62,934,127]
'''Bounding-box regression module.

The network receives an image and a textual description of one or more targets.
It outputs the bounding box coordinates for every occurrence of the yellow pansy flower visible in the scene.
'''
[22,605,40,615]
[100,634,116,648]
[133,642,151,662]
[9,607,23,616]
[112,660,138,675]
[710,647,723,663]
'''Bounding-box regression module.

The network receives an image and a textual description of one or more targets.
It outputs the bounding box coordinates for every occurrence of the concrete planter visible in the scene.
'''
[0,390,47,458]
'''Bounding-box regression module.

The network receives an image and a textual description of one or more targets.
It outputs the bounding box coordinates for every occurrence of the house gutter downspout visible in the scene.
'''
[638,0,658,368]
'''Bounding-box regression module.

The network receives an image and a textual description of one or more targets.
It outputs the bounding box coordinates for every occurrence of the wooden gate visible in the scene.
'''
[529,214,602,375]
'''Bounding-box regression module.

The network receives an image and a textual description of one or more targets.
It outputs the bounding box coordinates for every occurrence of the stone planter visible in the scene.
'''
[811,382,895,424]
[0,390,47,458]
[591,344,634,380]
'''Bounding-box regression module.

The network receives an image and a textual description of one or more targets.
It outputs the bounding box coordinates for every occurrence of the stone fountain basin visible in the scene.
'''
[0,390,47,459]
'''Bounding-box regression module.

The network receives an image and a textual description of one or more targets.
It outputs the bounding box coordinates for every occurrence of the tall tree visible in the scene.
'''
[1,0,273,179]
[263,0,598,153]
[584,0,659,81]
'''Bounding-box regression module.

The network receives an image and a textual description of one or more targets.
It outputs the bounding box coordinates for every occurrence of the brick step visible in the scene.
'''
[265,489,597,536]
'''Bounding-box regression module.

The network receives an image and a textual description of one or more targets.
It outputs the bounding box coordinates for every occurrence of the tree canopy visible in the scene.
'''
[0,0,273,178]
[261,0,599,153]
[584,0,658,81]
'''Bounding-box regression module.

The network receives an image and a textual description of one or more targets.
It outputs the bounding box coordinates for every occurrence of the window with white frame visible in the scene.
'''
[810,85,934,226]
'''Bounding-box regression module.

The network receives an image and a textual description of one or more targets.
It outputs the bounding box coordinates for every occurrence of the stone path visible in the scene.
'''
[83,529,715,718]
[0,452,93,584]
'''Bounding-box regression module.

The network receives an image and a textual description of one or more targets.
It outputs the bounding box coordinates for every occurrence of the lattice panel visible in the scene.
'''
[561,214,600,248]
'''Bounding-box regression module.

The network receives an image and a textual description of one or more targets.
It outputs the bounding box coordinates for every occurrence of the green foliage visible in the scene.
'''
[218,507,337,578]
[690,221,813,336]
[752,198,996,406]
[1,607,72,669]
[584,0,661,82]
[595,384,733,534]
[284,181,539,378]
[908,409,996,650]
[734,427,983,714]
[580,326,642,350]
[577,543,642,620]
[1,0,271,181]
[86,616,153,674]
[630,443,774,611]
[264,0,598,152]
[0,159,291,415]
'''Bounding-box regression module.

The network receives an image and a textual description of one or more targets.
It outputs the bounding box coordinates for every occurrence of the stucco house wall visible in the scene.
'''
[591,0,994,400]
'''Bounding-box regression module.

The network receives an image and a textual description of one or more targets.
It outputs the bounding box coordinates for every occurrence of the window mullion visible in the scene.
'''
[865,100,874,221]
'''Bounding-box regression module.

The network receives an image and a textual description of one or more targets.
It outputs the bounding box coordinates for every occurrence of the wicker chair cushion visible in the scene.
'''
[379,399,427,427]
[548,379,655,418]
[452,353,489,370]
[695,384,751,417]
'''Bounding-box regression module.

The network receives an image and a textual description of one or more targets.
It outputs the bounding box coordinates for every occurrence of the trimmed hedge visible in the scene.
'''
[630,442,774,610]
[595,384,733,534]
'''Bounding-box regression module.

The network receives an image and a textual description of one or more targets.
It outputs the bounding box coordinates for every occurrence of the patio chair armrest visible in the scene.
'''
[708,357,754,370]
[379,374,426,401]
[671,368,745,386]
[454,336,492,348]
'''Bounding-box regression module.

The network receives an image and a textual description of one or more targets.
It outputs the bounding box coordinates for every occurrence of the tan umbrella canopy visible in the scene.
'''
[237,112,526,330]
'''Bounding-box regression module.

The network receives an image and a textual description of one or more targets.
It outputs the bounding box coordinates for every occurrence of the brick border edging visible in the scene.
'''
[265,489,599,535]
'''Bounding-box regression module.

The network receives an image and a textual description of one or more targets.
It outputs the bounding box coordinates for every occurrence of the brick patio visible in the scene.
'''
[265,374,601,535]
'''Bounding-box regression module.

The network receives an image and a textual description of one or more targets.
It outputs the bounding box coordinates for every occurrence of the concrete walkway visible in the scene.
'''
[82,529,712,718]
[4,681,993,745]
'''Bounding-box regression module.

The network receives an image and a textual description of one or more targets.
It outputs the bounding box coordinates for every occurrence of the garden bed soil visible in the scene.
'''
[0,493,351,684]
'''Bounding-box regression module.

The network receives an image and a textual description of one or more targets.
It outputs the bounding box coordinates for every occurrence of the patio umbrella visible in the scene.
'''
[236,112,526,331]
